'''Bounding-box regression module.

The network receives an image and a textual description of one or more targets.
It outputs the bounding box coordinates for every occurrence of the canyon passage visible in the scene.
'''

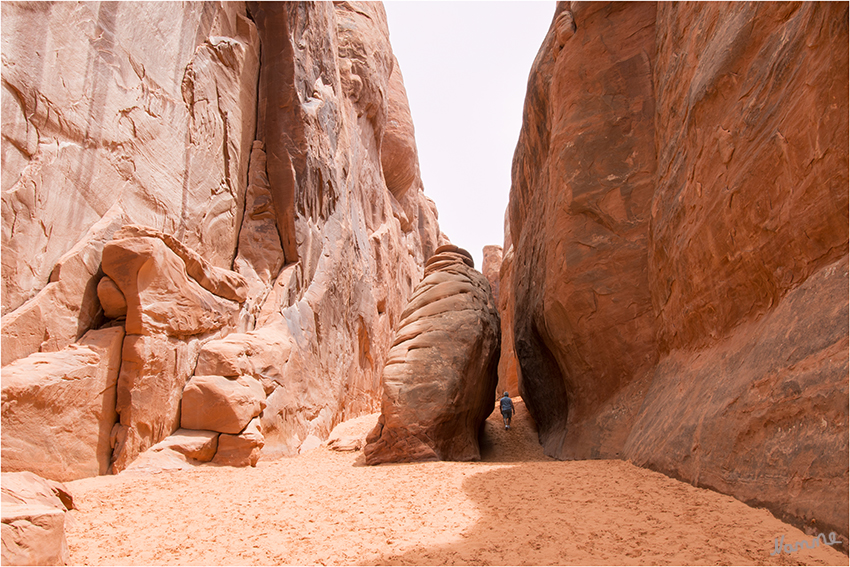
[1,1,847,565]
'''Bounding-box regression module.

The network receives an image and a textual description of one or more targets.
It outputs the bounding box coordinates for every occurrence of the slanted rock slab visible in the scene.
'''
[182,375,266,435]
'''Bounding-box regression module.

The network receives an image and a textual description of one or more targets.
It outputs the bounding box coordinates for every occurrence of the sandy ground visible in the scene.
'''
[65,399,846,565]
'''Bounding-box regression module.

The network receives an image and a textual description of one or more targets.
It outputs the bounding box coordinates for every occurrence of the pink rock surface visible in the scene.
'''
[96,277,127,320]
[181,375,266,435]
[1,1,442,475]
[213,418,264,467]
[149,430,220,463]
[120,429,220,475]
[1,471,74,566]
[101,234,240,338]
[110,334,206,473]
[1,1,258,343]
[481,245,502,307]
[1,327,124,481]
[496,246,520,399]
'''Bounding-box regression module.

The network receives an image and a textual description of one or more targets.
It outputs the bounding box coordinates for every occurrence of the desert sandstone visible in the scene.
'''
[2,1,445,481]
[1,0,848,563]
[502,0,848,542]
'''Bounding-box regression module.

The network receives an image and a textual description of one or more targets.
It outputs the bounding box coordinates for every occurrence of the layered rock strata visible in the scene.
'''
[364,245,500,464]
[1,1,445,477]
[504,1,848,540]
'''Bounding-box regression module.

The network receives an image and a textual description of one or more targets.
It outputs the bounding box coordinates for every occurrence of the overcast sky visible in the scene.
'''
[384,1,556,270]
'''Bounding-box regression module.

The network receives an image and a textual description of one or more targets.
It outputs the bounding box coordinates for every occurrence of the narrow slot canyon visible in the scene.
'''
[1,2,847,565]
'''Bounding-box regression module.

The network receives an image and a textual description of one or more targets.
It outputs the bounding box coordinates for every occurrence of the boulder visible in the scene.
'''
[325,413,380,452]
[1,472,74,566]
[181,375,267,434]
[149,429,220,462]
[120,429,219,474]
[111,226,248,303]
[97,276,127,319]
[119,449,199,476]
[213,418,264,467]
[364,247,500,464]
[1,327,124,481]
[101,234,241,338]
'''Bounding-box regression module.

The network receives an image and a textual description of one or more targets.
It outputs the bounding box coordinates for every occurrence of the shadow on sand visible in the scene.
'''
[363,402,846,566]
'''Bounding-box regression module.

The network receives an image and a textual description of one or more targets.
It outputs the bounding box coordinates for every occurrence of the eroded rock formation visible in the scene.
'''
[1,1,446,478]
[503,1,848,540]
[364,245,500,464]
[1,472,75,566]
[1,327,124,481]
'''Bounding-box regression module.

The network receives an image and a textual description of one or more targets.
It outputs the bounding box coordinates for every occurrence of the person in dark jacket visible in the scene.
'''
[500,392,515,429]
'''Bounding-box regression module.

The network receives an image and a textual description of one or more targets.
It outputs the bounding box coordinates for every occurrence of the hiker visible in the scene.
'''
[500,392,515,430]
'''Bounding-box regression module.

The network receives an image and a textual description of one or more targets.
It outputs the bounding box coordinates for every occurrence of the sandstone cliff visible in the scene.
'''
[504,1,848,540]
[2,1,444,477]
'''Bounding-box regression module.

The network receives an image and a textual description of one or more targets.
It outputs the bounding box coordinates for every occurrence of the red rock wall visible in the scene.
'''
[505,1,848,539]
[509,2,660,458]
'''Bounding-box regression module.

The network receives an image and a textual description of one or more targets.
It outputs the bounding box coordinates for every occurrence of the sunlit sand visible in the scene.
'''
[65,399,846,566]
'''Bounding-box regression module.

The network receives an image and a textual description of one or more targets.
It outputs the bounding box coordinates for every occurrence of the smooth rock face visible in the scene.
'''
[364,247,500,464]
[506,1,848,540]
[381,59,419,200]
[1,472,74,566]
[496,247,520,399]
[624,255,849,537]
[1,327,124,481]
[510,2,660,458]
[181,375,266,435]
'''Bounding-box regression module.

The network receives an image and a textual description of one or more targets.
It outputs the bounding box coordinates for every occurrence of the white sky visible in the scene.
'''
[384,1,556,270]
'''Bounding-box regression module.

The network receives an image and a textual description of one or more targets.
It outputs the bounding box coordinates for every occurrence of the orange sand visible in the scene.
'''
[65,400,846,565]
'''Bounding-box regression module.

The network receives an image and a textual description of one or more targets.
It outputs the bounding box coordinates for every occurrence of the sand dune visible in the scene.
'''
[65,400,846,565]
